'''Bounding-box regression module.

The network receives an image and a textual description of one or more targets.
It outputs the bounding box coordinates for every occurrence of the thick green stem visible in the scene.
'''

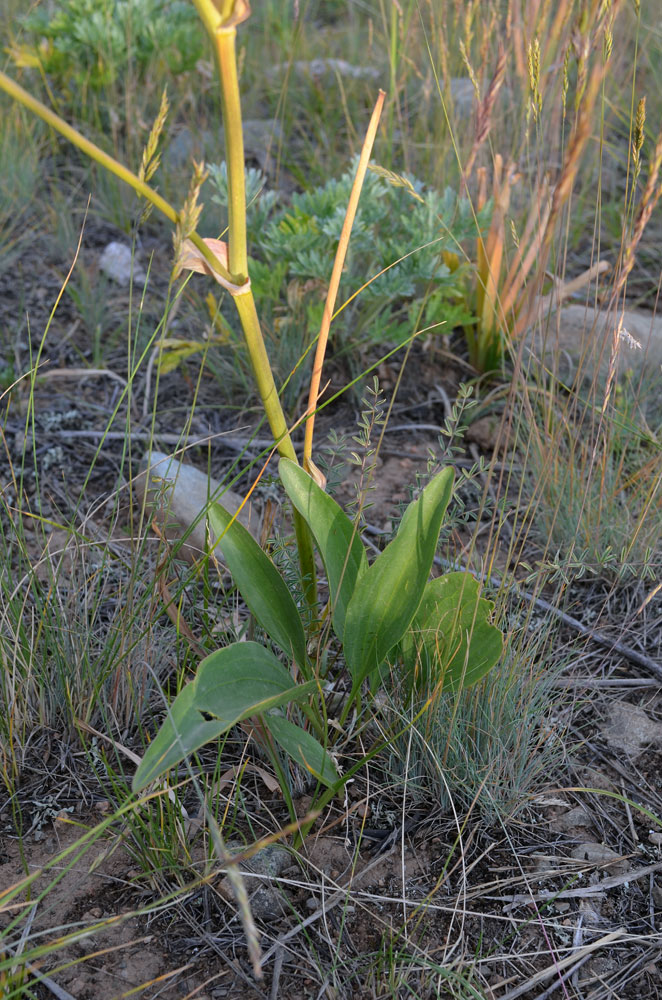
[0,70,234,287]
[215,28,248,282]
[233,292,293,455]
[211,17,317,605]
[233,290,316,604]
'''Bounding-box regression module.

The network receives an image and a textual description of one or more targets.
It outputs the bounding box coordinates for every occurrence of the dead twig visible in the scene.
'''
[49,428,272,452]
[498,859,662,909]
[497,929,625,1000]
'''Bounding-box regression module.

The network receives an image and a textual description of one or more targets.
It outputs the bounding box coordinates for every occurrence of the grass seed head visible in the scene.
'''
[527,37,542,122]
[632,96,646,182]
[172,159,208,278]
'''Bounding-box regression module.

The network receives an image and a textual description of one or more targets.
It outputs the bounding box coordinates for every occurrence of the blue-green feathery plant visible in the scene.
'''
[208,159,491,355]
[17,0,204,93]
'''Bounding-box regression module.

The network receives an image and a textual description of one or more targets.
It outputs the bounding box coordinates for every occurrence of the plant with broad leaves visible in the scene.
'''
[133,460,503,821]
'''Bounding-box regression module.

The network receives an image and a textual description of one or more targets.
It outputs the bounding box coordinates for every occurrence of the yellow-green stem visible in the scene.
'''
[234,291,295,458]
[233,291,316,606]
[215,27,248,282]
[0,70,234,288]
[208,13,316,603]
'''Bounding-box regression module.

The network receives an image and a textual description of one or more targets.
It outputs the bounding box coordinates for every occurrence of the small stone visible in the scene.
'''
[99,242,146,286]
[466,415,508,454]
[218,842,292,920]
[134,452,260,564]
[549,805,594,836]
[570,842,630,876]
[600,701,662,758]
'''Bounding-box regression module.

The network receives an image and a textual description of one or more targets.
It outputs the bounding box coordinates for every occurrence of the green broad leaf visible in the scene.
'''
[209,501,307,667]
[401,572,503,692]
[132,642,317,793]
[265,713,339,788]
[343,466,454,688]
[279,458,368,640]
[133,681,227,792]
[193,642,317,721]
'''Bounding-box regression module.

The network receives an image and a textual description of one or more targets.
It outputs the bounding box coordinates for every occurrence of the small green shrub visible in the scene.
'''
[208,159,487,353]
[18,0,204,94]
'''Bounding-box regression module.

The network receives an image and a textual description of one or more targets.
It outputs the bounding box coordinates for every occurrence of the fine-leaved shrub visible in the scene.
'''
[209,159,490,352]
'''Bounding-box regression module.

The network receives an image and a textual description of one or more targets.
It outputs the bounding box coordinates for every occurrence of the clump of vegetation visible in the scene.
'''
[203,159,488,399]
[15,0,204,92]
[1,0,661,996]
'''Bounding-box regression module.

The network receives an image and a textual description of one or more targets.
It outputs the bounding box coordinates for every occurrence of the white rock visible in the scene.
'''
[134,451,260,563]
[449,77,476,119]
[99,242,146,286]
[269,58,381,81]
[526,304,662,383]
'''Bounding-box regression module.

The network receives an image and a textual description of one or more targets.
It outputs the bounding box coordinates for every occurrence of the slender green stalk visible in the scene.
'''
[215,27,248,283]
[0,70,234,287]
[233,291,294,455]
[233,290,316,602]
[202,4,317,603]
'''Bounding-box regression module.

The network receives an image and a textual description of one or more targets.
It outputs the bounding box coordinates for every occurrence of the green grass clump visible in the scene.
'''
[382,612,568,825]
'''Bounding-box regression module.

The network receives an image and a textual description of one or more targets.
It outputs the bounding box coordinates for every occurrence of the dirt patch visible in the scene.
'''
[1,818,204,999]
